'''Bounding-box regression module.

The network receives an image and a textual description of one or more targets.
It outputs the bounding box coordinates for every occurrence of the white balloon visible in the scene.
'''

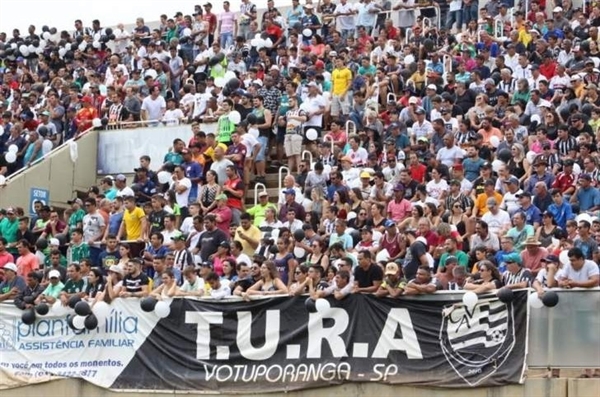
[214,77,225,88]
[265,38,273,48]
[0,175,5,185]
[39,40,47,49]
[559,250,569,267]
[255,33,262,40]
[5,152,16,163]
[462,291,479,310]
[72,315,86,330]
[248,127,259,138]
[10,43,17,49]
[491,159,504,173]
[65,43,71,51]
[315,298,330,312]
[250,38,259,47]
[182,28,192,37]
[93,41,101,49]
[69,140,78,163]
[270,228,280,241]
[79,42,87,51]
[306,128,318,141]
[293,246,306,258]
[530,114,541,124]
[302,28,313,37]
[228,111,241,124]
[490,135,500,148]
[8,144,18,153]
[526,151,538,165]
[224,71,236,81]
[20,48,29,57]
[28,44,35,53]
[91,301,110,327]
[375,249,390,263]
[94,33,101,41]
[42,139,53,154]
[213,64,223,74]
[92,118,102,128]
[528,292,544,309]
[154,301,171,318]
[36,47,44,55]
[42,32,51,40]
[58,48,67,58]
[19,45,28,54]
[347,211,357,221]
[157,171,171,184]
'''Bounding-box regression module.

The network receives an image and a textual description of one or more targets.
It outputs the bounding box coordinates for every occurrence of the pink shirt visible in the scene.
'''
[212,206,232,233]
[0,251,15,268]
[16,253,40,277]
[387,199,412,223]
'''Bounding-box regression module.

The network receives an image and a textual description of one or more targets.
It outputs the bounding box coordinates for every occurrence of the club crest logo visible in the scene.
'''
[439,297,516,386]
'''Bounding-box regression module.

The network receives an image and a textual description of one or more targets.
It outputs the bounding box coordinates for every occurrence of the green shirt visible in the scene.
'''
[68,209,86,232]
[216,114,235,143]
[246,203,278,227]
[68,242,90,264]
[0,217,19,253]
[42,282,65,298]
[438,251,470,269]
[164,152,183,166]
[105,187,118,201]
[44,255,68,269]
[62,278,86,294]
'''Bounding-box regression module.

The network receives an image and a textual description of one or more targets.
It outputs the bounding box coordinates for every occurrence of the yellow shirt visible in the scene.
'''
[331,67,352,96]
[474,192,504,217]
[234,225,262,256]
[123,207,146,240]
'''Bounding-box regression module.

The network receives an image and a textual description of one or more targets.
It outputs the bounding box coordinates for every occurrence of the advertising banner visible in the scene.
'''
[0,292,528,392]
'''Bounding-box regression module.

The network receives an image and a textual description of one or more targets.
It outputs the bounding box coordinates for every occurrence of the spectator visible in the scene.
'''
[0,263,26,302]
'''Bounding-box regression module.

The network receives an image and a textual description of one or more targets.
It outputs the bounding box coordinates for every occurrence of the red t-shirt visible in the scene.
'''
[410,163,428,184]
[224,177,244,211]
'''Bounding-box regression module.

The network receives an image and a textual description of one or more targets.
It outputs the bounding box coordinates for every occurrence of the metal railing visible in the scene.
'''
[345,120,357,137]
[278,166,291,193]
[302,150,313,170]
[253,182,267,206]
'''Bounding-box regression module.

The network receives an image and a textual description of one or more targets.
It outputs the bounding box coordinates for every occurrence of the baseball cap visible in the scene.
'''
[258,191,269,197]
[67,198,83,206]
[49,238,60,246]
[541,255,560,263]
[4,263,17,273]
[219,241,231,249]
[503,252,522,265]
[516,191,532,199]
[216,193,228,201]
[384,219,395,228]
[283,188,296,195]
[426,84,437,91]
[553,6,563,12]
[408,96,419,104]
[171,234,186,241]
[48,270,61,279]
[307,82,318,88]
[506,176,520,185]
[393,184,405,192]
[109,265,124,276]
[385,262,399,275]
[453,163,463,171]
[579,173,592,181]
[445,256,458,265]
[116,174,127,181]
[360,171,371,178]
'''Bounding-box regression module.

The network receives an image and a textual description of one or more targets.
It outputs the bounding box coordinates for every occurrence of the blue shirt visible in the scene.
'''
[462,157,485,182]
[547,202,574,229]
[182,161,203,200]
[108,212,124,236]
[576,186,600,212]
[525,173,555,194]
[522,205,542,226]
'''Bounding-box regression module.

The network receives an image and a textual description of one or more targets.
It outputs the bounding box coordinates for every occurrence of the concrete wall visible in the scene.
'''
[0,132,98,210]
[2,378,600,397]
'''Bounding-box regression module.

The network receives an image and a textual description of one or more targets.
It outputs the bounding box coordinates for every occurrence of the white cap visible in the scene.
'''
[48,270,61,279]
[553,6,563,12]
[49,238,60,246]
[426,84,437,91]
[252,79,263,87]
[270,65,279,71]
[3,263,17,273]
[416,236,428,246]
[408,96,419,104]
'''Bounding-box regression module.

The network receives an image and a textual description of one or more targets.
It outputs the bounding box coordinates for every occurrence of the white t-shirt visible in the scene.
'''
[173,177,192,208]
[192,92,212,118]
[481,210,511,236]
[300,95,326,127]
[241,133,259,157]
[426,179,448,200]
[346,147,368,166]
[218,11,237,34]
[163,109,184,125]
[557,260,600,283]
[502,190,523,216]
[334,3,356,30]
[141,95,166,121]
[437,146,464,167]
[117,186,135,198]
[412,120,433,139]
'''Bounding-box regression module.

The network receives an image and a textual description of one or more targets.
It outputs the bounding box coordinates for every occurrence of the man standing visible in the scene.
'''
[234,213,261,257]
[118,196,148,242]
[67,228,90,265]
[330,57,352,119]
[82,198,106,266]
[197,214,229,262]
[283,96,307,174]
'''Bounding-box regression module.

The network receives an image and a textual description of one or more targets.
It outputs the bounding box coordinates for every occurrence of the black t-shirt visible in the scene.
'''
[197,228,228,262]
[353,263,384,289]
[405,241,427,280]
[149,210,167,234]
[123,272,149,293]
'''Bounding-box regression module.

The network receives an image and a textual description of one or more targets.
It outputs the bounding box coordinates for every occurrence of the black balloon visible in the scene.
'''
[105,28,113,36]
[101,118,109,127]
[108,34,116,41]
[35,303,50,315]
[246,113,258,124]
[293,229,305,242]
[497,148,511,163]
[35,237,48,250]
[222,86,232,97]
[21,309,36,325]
[32,40,40,48]
[23,296,34,304]
[542,291,559,307]
[304,298,317,313]
[74,301,92,316]
[84,314,99,330]
[140,297,158,312]
[226,77,241,90]
[76,36,84,44]
[49,27,57,34]
[496,288,514,303]
[269,245,279,255]
[208,52,225,66]
[100,35,109,43]
[68,295,82,309]
[42,25,50,32]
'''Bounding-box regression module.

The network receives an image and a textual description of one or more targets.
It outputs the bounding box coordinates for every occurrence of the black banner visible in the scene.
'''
[114,292,528,391]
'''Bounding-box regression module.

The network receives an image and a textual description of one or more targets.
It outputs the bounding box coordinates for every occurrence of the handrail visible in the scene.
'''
[322,134,335,154]
[443,54,453,73]
[302,150,313,170]
[278,166,290,193]
[387,93,397,103]
[494,18,504,39]
[345,120,356,137]
[254,182,267,206]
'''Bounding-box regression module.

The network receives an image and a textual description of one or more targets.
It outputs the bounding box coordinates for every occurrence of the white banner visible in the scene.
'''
[96,123,217,175]
[0,300,159,389]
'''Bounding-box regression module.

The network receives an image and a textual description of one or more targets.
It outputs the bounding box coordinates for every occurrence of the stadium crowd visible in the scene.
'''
[1,0,600,374]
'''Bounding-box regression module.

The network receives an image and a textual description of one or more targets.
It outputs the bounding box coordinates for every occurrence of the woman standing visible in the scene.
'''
[199,170,221,214]
[273,237,298,286]
[211,242,234,276]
